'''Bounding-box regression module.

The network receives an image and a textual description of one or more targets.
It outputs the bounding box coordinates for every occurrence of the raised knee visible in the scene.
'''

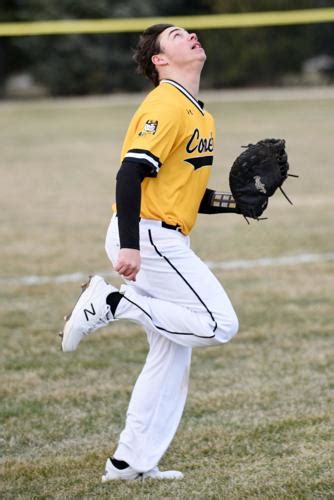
[229,313,239,339]
[217,310,239,343]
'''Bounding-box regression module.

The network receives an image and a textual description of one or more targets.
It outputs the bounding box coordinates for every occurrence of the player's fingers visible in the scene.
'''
[123,269,137,282]
[115,262,139,281]
[115,261,134,273]
[120,268,138,282]
[114,262,125,273]
[114,260,129,274]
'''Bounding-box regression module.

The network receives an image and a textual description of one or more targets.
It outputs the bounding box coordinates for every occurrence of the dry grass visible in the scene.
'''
[0,88,333,498]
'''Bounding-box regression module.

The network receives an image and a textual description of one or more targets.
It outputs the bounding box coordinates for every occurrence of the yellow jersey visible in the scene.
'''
[120,79,215,235]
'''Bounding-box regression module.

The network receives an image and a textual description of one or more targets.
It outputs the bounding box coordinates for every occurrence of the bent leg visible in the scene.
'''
[105,217,238,471]
[106,218,239,349]
[114,285,238,348]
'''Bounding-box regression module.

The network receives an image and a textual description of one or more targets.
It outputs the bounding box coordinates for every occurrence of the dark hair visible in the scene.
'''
[133,24,174,87]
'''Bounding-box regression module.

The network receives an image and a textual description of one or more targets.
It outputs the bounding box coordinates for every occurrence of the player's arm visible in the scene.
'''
[116,103,182,280]
[198,188,239,214]
[114,161,151,281]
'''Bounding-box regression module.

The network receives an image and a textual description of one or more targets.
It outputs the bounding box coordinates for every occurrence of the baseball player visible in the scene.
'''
[61,24,240,481]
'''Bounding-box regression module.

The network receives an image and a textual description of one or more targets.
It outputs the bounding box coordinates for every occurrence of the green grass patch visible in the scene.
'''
[1,91,333,498]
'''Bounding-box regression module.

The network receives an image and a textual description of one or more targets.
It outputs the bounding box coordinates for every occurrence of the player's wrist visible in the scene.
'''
[119,243,140,251]
[119,247,140,252]
[210,191,237,211]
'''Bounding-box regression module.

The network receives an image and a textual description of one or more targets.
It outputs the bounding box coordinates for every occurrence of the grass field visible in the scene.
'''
[1,87,333,499]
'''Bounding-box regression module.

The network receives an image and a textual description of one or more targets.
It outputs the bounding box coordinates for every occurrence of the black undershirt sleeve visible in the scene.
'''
[116,161,153,250]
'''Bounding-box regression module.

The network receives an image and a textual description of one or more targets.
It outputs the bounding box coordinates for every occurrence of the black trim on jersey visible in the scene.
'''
[148,229,218,333]
[124,148,161,175]
[160,79,205,116]
[184,155,213,170]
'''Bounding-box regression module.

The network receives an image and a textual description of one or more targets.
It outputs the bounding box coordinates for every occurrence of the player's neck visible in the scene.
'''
[160,70,201,100]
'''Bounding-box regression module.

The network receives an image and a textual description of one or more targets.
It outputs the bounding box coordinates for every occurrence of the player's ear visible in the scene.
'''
[152,53,168,67]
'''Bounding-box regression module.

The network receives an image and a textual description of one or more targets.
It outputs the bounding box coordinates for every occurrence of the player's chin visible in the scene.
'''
[197,48,207,62]
[191,46,206,58]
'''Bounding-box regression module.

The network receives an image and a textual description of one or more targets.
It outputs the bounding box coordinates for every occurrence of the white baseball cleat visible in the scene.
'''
[101,458,184,482]
[60,275,117,352]
[142,466,184,480]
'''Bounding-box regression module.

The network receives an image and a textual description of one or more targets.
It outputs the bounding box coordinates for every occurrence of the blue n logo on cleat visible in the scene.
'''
[84,303,96,321]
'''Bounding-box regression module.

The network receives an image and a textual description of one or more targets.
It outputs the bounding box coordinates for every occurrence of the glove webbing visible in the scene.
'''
[280,173,299,205]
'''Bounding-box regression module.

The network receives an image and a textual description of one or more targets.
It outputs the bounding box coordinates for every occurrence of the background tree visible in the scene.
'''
[0,0,333,96]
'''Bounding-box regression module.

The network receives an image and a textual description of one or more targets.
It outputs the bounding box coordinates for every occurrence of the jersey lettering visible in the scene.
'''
[186,129,214,154]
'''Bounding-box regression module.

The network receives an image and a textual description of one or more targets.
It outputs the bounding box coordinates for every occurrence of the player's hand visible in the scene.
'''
[114,248,141,281]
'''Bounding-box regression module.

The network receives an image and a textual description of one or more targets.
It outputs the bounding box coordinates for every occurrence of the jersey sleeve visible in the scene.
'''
[122,100,183,177]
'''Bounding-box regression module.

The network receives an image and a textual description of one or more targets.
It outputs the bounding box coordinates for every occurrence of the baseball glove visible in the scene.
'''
[229,138,295,221]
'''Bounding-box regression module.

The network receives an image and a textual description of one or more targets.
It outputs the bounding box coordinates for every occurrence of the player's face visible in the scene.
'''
[157,26,206,67]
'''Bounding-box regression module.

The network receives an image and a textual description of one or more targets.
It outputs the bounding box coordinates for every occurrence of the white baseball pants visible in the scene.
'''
[105,215,238,472]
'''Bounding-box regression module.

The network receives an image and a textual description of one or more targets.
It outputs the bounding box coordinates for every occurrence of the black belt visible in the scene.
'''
[115,214,183,233]
[161,221,182,232]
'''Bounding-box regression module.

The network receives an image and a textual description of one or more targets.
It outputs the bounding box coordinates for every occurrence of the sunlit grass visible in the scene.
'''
[1,89,333,498]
